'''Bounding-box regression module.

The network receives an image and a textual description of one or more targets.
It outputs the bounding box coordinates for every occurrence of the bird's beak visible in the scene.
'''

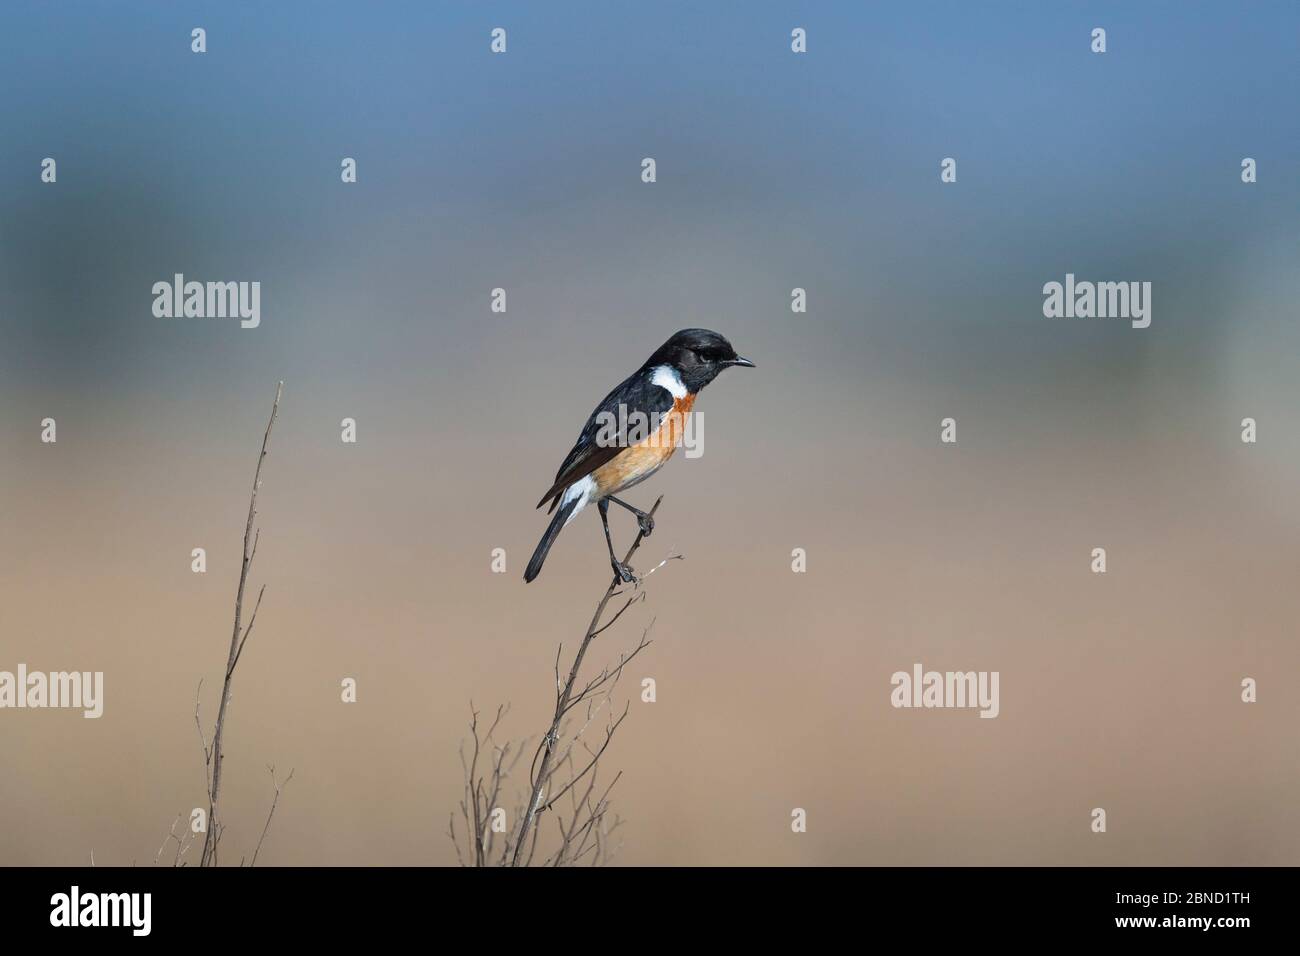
[728,356,756,368]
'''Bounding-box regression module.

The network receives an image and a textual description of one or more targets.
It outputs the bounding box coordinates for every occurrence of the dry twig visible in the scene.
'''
[451,496,669,866]
[250,765,295,867]
[197,382,283,867]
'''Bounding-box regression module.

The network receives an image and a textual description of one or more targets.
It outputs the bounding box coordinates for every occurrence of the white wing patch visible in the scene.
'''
[560,475,596,526]
[650,364,687,400]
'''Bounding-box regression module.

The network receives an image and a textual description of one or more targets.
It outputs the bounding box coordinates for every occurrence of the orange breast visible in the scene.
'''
[593,393,695,497]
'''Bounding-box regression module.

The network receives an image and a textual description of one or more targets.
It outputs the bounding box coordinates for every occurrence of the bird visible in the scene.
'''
[524,328,755,584]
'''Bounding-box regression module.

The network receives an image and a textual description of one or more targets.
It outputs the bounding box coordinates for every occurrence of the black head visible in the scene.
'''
[644,328,755,393]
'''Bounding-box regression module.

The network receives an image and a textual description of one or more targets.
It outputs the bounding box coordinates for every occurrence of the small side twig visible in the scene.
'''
[249,765,294,867]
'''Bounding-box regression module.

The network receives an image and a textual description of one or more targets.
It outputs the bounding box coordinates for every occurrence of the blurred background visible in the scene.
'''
[1,1,1298,865]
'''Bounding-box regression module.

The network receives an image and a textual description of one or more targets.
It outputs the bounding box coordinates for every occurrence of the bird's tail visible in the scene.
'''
[524,497,578,583]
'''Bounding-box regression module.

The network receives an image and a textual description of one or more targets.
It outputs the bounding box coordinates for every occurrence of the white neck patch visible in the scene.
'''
[650,364,688,400]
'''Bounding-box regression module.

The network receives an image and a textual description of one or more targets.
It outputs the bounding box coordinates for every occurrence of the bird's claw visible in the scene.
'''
[637,514,655,537]
[611,561,639,585]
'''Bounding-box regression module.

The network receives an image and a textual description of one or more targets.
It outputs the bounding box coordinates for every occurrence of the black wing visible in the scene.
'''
[535,370,675,511]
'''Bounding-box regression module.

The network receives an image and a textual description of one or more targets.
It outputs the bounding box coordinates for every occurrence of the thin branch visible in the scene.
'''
[154,813,195,867]
[249,765,294,867]
[590,592,642,639]
[228,584,266,677]
[561,629,651,716]
[450,498,675,866]
[541,706,629,812]
[510,496,664,866]
[199,381,282,868]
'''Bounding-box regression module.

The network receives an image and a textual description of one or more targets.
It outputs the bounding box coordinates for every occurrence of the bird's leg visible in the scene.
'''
[607,495,654,537]
[599,498,637,584]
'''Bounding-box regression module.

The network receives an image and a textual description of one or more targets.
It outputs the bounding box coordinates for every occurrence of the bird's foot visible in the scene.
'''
[611,560,639,585]
[636,513,655,537]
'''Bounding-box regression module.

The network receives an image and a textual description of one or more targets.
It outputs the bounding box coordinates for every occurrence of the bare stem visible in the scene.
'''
[199,382,282,867]
[509,496,663,866]
[249,765,294,867]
